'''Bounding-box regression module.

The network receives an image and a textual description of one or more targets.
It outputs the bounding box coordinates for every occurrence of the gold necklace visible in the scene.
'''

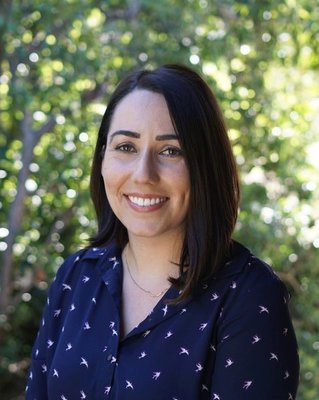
[124,251,170,298]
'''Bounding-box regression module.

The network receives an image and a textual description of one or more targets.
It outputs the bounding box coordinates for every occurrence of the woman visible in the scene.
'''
[26,64,299,399]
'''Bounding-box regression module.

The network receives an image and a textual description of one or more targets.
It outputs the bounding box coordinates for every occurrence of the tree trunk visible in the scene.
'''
[0,113,56,314]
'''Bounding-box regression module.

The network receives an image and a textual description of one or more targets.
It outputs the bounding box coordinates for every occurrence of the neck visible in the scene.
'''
[125,233,183,281]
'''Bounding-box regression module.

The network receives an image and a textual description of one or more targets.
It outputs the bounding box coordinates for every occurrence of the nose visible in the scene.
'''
[132,150,159,184]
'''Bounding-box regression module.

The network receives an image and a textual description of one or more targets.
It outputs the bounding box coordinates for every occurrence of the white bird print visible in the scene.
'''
[61,395,67,400]
[108,257,119,269]
[202,283,208,290]
[47,339,54,348]
[66,343,72,351]
[83,322,91,330]
[110,356,117,363]
[61,326,65,333]
[126,380,134,389]
[152,372,161,380]
[199,322,208,331]
[202,384,208,391]
[243,381,252,389]
[212,394,220,400]
[270,352,279,361]
[230,281,237,289]
[284,370,290,379]
[162,305,168,316]
[112,329,118,336]
[139,351,147,359]
[179,347,189,355]
[109,321,115,328]
[225,358,234,367]
[35,349,39,356]
[104,386,111,395]
[283,328,288,335]
[252,335,261,344]
[288,393,293,400]
[165,331,173,339]
[41,364,47,373]
[82,276,90,283]
[195,363,203,372]
[221,334,230,342]
[92,297,96,304]
[103,346,108,352]
[62,283,71,291]
[143,330,151,337]
[29,371,33,380]
[180,308,187,314]
[211,293,219,301]
[70,303,75,311]
[259,305,269,314]
[75,255,80,261]
[80,357,89,368]
[210,344,216,352]
[54,309,61,317]
[53,369,59,378]
[80,390,86,399]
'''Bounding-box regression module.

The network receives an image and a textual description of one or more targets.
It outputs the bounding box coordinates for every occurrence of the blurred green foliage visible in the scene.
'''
[0,0,318,398]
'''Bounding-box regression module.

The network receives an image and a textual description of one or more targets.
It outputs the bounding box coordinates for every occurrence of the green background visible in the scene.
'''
[0,0,318,398]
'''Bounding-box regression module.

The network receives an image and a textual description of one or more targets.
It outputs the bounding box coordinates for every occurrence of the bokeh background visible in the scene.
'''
[0,0,318,399]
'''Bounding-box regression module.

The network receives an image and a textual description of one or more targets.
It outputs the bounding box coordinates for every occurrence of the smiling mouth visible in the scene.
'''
[127,195,168,207]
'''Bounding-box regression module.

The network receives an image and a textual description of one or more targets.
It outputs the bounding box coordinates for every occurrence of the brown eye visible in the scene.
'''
[161,147,183,157]
[115,143,136,152]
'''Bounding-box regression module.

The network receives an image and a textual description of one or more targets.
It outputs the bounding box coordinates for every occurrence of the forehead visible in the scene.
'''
[108,89,175,134]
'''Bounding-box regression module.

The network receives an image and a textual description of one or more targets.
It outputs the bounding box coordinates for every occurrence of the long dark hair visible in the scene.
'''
[90,64,240,302]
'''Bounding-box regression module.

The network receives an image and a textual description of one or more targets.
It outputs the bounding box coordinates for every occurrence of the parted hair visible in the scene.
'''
[89,64,240,303]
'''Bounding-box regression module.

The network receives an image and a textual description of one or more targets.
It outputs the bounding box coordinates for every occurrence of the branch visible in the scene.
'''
[103,0,141,21]
[276,271,302,295]
[80,81,107,105]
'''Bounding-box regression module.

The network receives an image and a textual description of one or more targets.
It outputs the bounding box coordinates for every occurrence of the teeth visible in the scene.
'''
[128,196,166,207]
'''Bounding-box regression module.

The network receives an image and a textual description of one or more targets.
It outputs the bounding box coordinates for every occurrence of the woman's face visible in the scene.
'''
[101,89,190,242]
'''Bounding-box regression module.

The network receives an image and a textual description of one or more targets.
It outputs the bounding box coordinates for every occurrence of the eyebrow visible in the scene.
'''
[108,129,179,143]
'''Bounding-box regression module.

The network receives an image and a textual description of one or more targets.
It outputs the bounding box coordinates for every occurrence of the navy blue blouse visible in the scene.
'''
[26,241,299,399]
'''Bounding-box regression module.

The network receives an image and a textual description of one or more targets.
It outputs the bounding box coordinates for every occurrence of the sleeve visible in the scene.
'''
[210,278,299,400]
[25,251,83,399]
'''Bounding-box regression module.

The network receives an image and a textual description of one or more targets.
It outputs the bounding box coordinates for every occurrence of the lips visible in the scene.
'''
[127,195,168,208]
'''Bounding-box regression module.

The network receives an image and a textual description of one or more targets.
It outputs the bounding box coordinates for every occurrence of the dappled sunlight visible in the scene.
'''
[0,0,318,398]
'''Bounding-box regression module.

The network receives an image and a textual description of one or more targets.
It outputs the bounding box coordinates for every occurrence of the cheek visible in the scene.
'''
[176,165,190,195]
[101,159,115,195]
[101,158,126,196]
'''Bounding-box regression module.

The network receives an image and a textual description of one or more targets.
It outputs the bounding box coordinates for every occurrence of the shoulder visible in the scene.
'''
[217,241,287,292]
[211,241,290,321]
[52,242,121,289]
